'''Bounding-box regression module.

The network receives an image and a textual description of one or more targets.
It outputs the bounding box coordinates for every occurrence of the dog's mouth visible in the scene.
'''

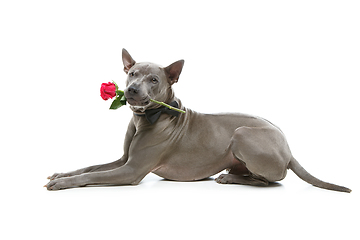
[126,96,151,107]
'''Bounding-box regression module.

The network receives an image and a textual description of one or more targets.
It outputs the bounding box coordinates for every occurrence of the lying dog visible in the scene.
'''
[45,49,351,193]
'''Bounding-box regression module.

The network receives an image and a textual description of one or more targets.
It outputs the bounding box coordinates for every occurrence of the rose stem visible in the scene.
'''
[150,99,186,114]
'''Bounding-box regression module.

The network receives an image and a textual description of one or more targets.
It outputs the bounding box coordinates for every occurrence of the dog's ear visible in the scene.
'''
[164,60,185,85]
[122,48,136,74]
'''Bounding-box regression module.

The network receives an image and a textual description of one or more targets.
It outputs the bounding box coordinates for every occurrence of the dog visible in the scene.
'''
[45,49,351,193]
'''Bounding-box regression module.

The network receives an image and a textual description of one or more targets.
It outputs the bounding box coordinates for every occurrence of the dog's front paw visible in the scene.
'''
[44,177,79,191]
[44,176,87,190]
[47,173,70,180]
[45,179,67,191]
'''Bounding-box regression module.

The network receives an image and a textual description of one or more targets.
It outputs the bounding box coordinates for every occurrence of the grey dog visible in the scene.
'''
[45,49,351,193]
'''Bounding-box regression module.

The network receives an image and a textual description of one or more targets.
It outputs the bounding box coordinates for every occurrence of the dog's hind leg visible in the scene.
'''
[216,126,291,186]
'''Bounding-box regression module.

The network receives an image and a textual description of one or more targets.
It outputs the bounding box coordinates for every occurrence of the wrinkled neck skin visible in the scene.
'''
[130,89,186,133]
[129,86,175,114]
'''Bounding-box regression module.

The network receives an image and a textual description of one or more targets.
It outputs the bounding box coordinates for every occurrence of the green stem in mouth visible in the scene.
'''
[106,81,185,113]
[150,99,186,114]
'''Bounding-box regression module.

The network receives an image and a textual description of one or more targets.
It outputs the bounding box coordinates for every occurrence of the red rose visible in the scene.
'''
[100,82,116,100]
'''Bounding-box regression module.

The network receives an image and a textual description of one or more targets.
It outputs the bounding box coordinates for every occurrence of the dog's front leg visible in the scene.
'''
[45,164,144,190]
[48,157,127,180]
[48,120,136,180]
[45,140,163,190]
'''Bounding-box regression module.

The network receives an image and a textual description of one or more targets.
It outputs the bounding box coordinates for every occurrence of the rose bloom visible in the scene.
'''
[100,82,116,100]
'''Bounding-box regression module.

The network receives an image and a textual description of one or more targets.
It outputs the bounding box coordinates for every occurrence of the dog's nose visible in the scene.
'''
[128,85,139,95]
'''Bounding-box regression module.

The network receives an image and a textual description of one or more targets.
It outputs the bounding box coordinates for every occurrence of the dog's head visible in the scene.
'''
[122,49,184,113]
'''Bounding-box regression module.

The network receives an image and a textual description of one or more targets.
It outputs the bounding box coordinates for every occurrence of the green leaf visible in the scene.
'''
[116,90,125,97]
[109,96,126,110]
[119,95,127,106]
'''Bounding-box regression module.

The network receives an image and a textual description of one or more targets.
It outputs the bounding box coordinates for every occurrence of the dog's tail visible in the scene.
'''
[288,157,351,193]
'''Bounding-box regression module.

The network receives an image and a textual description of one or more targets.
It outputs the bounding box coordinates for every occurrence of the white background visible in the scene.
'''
[1,0,359,239]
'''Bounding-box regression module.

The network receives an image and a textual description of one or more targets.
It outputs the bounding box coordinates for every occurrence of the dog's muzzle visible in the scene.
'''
[124,85,150,106]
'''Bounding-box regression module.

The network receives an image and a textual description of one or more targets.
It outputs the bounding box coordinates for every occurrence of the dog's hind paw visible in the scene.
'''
[215,174,233,184]
[216,173,268,186]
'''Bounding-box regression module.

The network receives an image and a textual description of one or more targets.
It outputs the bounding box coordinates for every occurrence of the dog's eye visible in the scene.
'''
[151,78,158,84]
[129,72,135,77]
